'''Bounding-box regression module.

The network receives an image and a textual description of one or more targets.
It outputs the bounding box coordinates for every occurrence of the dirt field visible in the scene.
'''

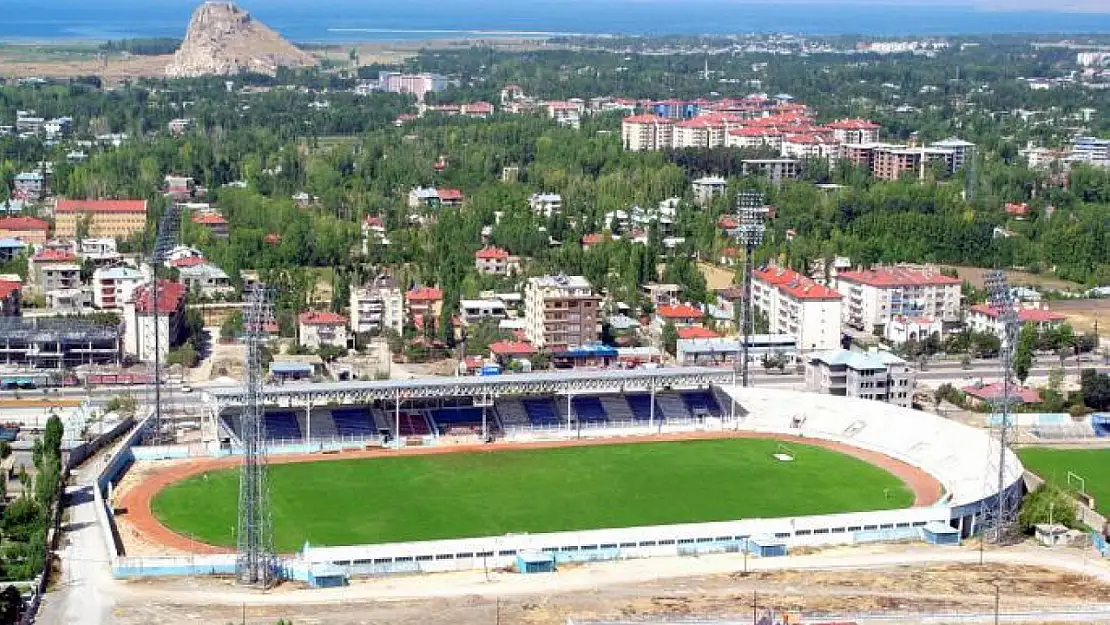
[114,430,942,556]
[951,266,1084,293]
[1046,299,1110,338]
[108,559,1110,625]
[699,261,737,291]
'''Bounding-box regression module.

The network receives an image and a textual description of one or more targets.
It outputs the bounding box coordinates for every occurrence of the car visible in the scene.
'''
[180,385,193,393]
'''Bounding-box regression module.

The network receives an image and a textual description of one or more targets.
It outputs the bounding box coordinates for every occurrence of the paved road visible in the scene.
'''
[36,449,118,625]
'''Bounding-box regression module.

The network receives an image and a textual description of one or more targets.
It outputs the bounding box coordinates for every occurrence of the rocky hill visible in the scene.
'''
[166,2,315,78]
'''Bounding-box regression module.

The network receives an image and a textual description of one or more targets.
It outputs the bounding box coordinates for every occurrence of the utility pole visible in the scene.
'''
[734,191,766,390]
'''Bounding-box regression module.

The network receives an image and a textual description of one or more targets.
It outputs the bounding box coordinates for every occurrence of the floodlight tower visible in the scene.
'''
[236,284,278,587]
[146,203,181,444]
[735,191,766,388]
[981,269,1021,544]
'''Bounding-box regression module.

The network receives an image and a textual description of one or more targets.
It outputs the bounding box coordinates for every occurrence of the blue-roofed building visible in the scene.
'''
[805,348,914,407]
[0,238,26,262]
[551,343,617,369]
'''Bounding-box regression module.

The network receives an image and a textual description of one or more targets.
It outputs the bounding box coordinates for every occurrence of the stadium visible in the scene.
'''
[95,367,1025,583]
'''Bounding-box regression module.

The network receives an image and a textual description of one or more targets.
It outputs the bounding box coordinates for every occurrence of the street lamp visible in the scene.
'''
[735,191,766,389]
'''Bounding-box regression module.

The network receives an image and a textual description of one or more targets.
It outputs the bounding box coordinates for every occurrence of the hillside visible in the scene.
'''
[166,2,315,78]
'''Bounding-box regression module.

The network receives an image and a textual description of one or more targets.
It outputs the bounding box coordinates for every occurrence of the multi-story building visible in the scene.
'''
[752,266,843,352]
[55,199,148,239]
[826,119,881,145]
[524,275,601,351]
[621,114,675,151]
[191,214,229,239]
[966,304,1067,339]
[298,311,349,350]
[0,238,25,262]
[739,159,800,185]
[350,275,404,336]
[168,118,193,136]
[726,127,784,151]
[833,266,962,333]
[378,72,449,101]
[672,114,743,149]
[123,280,187,363]
[0,216,49,245]
[474,247,517,276]
[460,299,508,326]
[529,193,563,217]
[691,176,728,206]
[872,146,925,181]
[547,101,584,129]
[178,262,234,298]
[406,286,444,327]
[930,138,976,171]
[13,172,45,199]
[805,349,914,407]
[29,250,79,293]
[92,266,145,310]
[0,317,120,368]
[1069,137,1110,165]
[781,133,840,160]
[0,279,21,316]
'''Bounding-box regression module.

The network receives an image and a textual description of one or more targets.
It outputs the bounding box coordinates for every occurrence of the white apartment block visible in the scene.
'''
[92,266,144,310]
[781,134,840,160]
[298,311,349,350]
[350,276,404,336]
[529,193,563,217]
[672,114,743,149]
[524,275,601,351]
[752,267,843,352]
[621,114,675,151]
[833,266,962,334]
[826,119,881,145]
[460,299,508,326]
[966,304,1067,340]
[805,349,914,408]
[726,128,784,151]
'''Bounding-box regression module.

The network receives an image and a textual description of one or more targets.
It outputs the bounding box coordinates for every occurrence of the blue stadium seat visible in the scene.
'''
[1093,414,1110,438]
[263,411,302,441]
[571,396,608,423]
[681,391,722,418]
[522,398,560,426]
[626,394,660,422]
[330,408,376,437]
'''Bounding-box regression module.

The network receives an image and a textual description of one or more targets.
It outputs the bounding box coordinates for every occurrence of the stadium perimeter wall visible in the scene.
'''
[108,387,1024,579]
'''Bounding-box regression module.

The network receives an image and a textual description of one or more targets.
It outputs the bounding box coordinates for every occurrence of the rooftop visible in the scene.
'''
[529,275,593,291]
[32,249,77,263]
[962,382,1042,404]
[132,280,186,314]
[677,326,721,340]
[489,340,537,356]
[657,304,704,319]
[407,286,444,302]
[475,247,509,260]
[970,304,1067,323]
[809,349,905,370]
[57,199,147,214]
[836,266,961,288]
[622,114,674,125]
[754,266,842,301]
[0,216,49,231]
[298,311,348,326]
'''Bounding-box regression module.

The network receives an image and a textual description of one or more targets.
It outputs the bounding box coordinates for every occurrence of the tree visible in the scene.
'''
[105,394,138,417]
[761,351,789,374]
[167,344,199,368]
[316,344,345,362]
[220,311,243,342]
[0,440,10,460]
[43,416,63,457]
[661,321,678,356]
[0,585,22,624]
[1017,485,1077,533]
[1080,368,1110,411]
[1013,323,1037,384]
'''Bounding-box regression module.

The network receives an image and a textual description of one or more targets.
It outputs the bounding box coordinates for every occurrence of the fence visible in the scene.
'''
[503,416,719,440]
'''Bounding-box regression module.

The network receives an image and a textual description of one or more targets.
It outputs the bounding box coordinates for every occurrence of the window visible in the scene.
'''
[498,550,517,557]
[847,526,862,532]
[774,532,791,538]
[638,540,657,547]
[796,529,812,536]
[395,556,414,563]
[880,523,894,529]
[374,557,392,564]
[864,525,878,531]
[600,543,618,550]
[659,539,676,545]
[455,552,474,559]
[896,522,911,528]
[435,554,454,560]
[476,551,494,557]
[813,528,830,535]
[561,546,579,551]
[353,559,373,565]
[620,542,637,548]
[581,544,597,551]
[415,555,434,562]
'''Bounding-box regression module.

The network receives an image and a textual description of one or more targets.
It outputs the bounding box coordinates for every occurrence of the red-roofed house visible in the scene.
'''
[726,126,785,150]
[580,233,608,250]
[0,216,49,245]
[462,101,495,118]
[489,340,537,365]
[191,213,229,239]
[55,199,148,239]
[0,279,21,316]
[30,249,80,294]
[781,133,840,160]
[833,265,962,333]
[170,255,207,269]
[753,266,843,351]
[656,304,704,326]
[123,280,187,362]
[621,114,675,151]
[298,311,350,350]
[264,232,282,246]
[437,188,465,207]
[1005,202,1030,218]
[474,246,518,276]
[406,287,443,323]
[961,382,1042,408]
[967,303,1067,339]
[677,326,721,340]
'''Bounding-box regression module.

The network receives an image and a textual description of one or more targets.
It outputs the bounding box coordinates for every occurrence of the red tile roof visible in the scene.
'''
[475,246,509,260]
[581,233,607,245]
[658,304,703,319]
[132,279,186,314]
[677,326,721,339]
[623,114,674,125]
[827,118,880,131]
[0,280,20,299]
[720,246,741,258]
[489,340,537,356]
[407,287,443,302]
[32,249,77,263]
[754,266,842,301]
[1005,202,1030,216]
[970,304,1067,323]
[170,256,207,268]
[437,188,464,202]
[836,267,961,287]
[729,127,784,137]
[191,214,227,225]
[961,382,1042,404]
[717,215,739,229]
[0,216,49,231]
[56,199,147,214]
[298,310,348,326]
[264,233,282,245]
[364,216,384,228]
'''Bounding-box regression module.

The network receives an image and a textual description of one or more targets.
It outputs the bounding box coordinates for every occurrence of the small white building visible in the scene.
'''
[459,299,508,326]
[529,193,563,217]
[178,262,234,298]
[966,304,1067,339]
[298,311,349,350]
[884,315,943,345]
[691,176,728,206]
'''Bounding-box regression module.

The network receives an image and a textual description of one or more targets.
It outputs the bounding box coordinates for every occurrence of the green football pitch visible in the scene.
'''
[1017,447,1110,516]
[152,438,914,552]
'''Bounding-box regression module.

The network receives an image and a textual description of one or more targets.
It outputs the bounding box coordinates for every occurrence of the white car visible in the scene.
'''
[180,385,193,394]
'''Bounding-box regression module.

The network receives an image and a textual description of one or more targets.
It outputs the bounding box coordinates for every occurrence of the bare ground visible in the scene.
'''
[1046,299,1110,338]
[951,266,1083,293]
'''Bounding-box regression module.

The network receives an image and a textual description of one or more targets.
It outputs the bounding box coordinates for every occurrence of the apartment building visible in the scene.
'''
[691,176,728,206]
[966,304,1067,339]
[92,266,144,310]
[672,114,743,149]
[524,275,601,351]
[826,119,881,145]
[752,266,843,352]
[621,114,675,151]
[406,286,444,326]
[805,349,914,408]
[55,199,148,239]
[13,172,45,199]
[833,266,962,333]
[529,193,563,217]
[781,133,840,160]
[726,127,784,151]
[474,246,518,276]
[460,299,508,326]
[298,311,349,350]
[350,275,404,336]
[29,250,79,293]
[378,72,449,100]
[123,280,187,363]
[0,279,21,316]
[178,262,234,298]
[931,138,976,171]
[0,216,49,245]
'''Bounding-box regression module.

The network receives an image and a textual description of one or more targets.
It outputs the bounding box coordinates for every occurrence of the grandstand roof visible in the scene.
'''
[205,366,736,408]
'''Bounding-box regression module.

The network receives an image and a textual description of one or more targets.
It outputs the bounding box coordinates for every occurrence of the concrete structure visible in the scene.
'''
[55,199,148,239]
[529,193,563,217]
[676,334,798,367]
[0,317,119,368]
[350,275,404,336]
[621,114,674,152]
[0,279,21,316]
[781,133,840,160]
[13,172,45,199]
[739,159,800,185]
[805,349,914,407]
[672,114,743,149]
[827,119,880,145]
[298,311,350,350]
[691,176,728,206]
[966,304,1067,339]
[30,250,80,294]
[753,267,843,352]
[459,299,508,326]
[474,247,517,276]
[834,266,962,334]
[405,287,443,327]
[884,315,943,345]
[46,286,93,310]
[168,118,193,135]
[961,382,1042,408]
[92,266,144,311]
[524,275,601,351]
[178,262,234,298]
[931,138,976,171]
[0,238,25,262]
[191,214,229,239]
[123,280,187,363]
[0,216,49,245]
[379,72,449,101]
[79,237,123,266]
